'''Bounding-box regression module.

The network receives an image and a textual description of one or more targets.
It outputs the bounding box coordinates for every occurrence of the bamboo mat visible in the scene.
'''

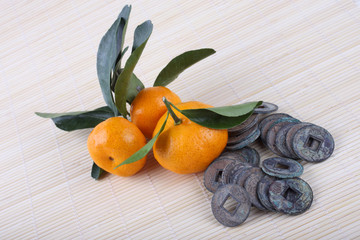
[1,0,360,239]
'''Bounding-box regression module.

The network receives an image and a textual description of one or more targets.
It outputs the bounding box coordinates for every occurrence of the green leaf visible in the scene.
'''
[97,17,121,115]
[126,72,144,104]
[153,48,216,87]
[115,20,153,117]
[111,46,130,91]
[195,101,262,117]
[132,20,153,52]
[121,46,129,58]
[183,110,254,129]
[91,162,105,180]
[97,5,131,116]
[35,106,114,131]
[114,113,169,169]
[173,101,263,129]
[111,69,144,103]
[114,5,131,67]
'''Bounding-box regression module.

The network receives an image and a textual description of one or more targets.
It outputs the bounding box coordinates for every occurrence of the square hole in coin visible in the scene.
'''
[274,162,289,170]
[221,194,240,215]
[283,186,302,202]
[305,135,323,151]
[215,169,223,183]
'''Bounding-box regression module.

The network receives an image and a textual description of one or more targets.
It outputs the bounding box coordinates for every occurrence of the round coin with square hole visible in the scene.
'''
[269,178,313,215]
[254,102,279,114]
[204,159,236,193]
[257,175,277,212]
[211,184,251,227]
[292,124,335,163]
[266,118,301,156]
[262,157,304,178]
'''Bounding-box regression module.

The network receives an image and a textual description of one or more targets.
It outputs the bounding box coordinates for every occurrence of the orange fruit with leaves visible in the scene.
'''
[130,86,181,139]
[152,101,228,174]
[87,117,147,177]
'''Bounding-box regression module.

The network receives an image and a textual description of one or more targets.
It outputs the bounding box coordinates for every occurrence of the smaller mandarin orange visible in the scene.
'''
[130,86,181,139]
[153,101,228,174]
[87,117,147,177]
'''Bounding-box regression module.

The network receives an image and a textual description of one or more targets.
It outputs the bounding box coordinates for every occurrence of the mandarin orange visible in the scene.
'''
[152,101,228,174]
[87,117,147,177]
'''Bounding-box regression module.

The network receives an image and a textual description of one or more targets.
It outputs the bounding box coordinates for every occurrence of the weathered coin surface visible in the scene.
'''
[220,161,237,185]
[216,151,249,164]
[265,118,301,156]
[233,167,262,187]
[269,178,313,215]
[237,146,260,166]
[261,157,304,178]
[259,113,292,143]
[244,171,267,211]
[228,113,259,136]
[254,102,279,114]
[226,129,260,150]
[211,184,251,227]
[228,123,258,145]
[229,163,252,184]
[275,123,298,159]
[204,158,236,193]
[292,124,335,163]
[285,123,312,158]
[257,175,277,212]
[220,148,259,166]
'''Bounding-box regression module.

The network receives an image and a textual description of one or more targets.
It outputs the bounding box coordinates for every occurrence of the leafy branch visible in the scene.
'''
[35,4,263,179]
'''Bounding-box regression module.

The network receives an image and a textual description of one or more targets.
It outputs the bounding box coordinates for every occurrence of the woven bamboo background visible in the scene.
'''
[1,0,360,239]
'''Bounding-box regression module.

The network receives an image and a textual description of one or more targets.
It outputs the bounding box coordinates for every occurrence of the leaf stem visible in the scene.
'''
[163,97,182,125]
[167,100,183,112]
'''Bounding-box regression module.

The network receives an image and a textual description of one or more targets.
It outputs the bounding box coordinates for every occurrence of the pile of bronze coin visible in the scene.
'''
[203,102,335,227]
[259,113,335,162]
